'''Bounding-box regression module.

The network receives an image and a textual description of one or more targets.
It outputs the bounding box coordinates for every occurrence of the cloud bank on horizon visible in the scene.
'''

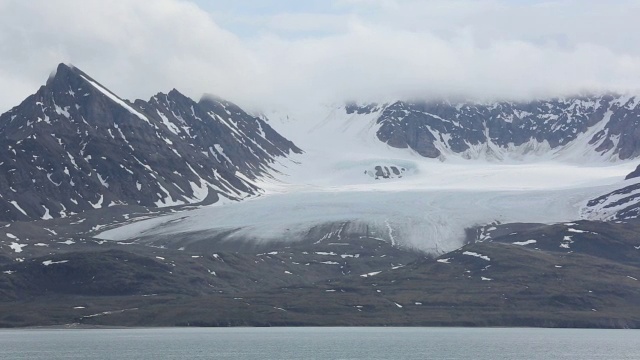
[1,0,640,113]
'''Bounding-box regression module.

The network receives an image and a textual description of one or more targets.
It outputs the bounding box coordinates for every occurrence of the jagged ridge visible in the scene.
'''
[354,96,640,160]
[0,64,300,221]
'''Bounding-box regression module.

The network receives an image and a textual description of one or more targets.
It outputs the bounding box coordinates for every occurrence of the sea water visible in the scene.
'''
[1,327,638,359]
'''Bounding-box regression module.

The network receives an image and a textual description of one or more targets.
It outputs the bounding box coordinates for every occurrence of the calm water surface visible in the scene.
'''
[0,327,638,359]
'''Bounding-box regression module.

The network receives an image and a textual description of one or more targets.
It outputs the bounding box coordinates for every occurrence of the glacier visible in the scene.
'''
[96,104,640,254]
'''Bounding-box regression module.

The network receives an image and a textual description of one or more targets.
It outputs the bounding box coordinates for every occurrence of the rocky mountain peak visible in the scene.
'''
[46,63,87,87]
[0,64,300,221]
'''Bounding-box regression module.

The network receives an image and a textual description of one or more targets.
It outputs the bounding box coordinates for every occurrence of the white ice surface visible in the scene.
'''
[97,105,639,254]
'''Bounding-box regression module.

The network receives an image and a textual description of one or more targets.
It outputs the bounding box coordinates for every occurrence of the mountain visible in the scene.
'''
[0,63,300,221]
[363,95,640,161]
[1,64,640,328]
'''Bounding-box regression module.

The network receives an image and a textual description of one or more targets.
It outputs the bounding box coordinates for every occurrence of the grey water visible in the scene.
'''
[1,327,639,359]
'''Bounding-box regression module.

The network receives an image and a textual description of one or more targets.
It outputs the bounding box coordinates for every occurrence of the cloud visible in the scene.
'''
[263,13,351,34]
[0,0,258,110]
[1,0,640,114]
[249,24,640,106]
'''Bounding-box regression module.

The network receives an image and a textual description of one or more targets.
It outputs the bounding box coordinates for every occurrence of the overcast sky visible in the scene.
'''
[1,0,640,113]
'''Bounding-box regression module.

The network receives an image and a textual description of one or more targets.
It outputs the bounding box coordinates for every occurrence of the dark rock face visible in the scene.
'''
[374,96,640,159]
[625,164,640,180]
[0,64,300,221]
[345,102,381,115]
[364,165,406,180]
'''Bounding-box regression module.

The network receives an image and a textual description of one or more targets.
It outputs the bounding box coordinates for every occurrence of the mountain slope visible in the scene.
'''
[2,219,639,328]
[0,64,300,221]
